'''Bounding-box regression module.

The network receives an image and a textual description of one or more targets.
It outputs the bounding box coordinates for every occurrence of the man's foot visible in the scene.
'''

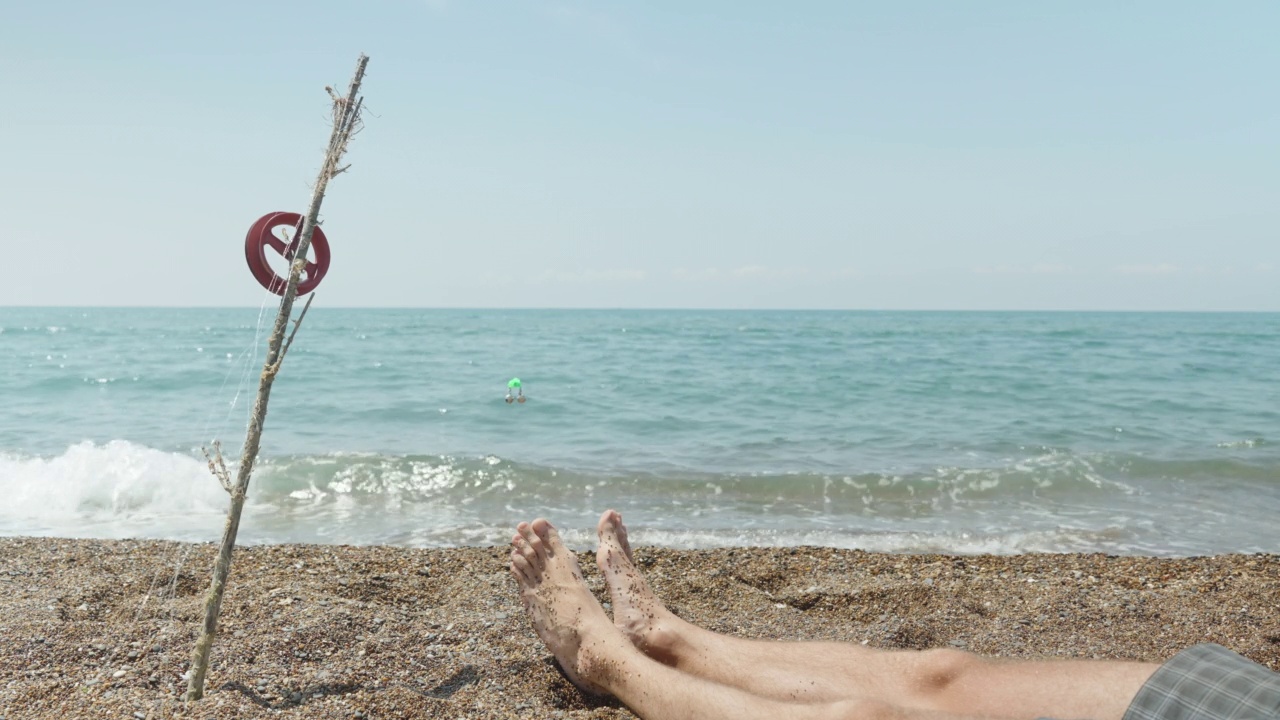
[511,518,616,694]
[595,510,680,659]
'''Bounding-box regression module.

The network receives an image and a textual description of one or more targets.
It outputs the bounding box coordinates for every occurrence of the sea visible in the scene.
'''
[1,308,1277,557]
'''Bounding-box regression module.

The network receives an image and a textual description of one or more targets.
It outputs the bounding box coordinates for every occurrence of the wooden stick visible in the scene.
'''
[186,53,369,702]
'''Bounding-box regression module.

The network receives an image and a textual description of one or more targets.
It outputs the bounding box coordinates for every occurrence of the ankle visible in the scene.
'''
[574,623,634,691]
[638,614,687,665]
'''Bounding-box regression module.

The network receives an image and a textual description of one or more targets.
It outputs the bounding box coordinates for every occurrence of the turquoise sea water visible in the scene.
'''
[1,308,1277,556]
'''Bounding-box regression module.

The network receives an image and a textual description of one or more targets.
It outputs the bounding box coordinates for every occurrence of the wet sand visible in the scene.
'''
[1,537,1277,719]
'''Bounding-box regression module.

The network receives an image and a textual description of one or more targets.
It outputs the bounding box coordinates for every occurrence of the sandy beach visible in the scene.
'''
[1,537,1277,719]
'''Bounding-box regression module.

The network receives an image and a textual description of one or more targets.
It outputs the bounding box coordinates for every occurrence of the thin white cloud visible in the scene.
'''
[671,267,721,281]
[535,268,647,284]
[1112,263,1179,276]
[672,266,810,282]
[972,263,1073,275]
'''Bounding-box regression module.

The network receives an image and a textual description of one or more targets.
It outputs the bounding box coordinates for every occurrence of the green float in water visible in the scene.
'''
[506,377,526,404]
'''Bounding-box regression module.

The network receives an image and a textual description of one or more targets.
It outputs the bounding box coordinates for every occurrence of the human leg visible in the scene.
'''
[510,518,982,720]
[595,509,1159,720]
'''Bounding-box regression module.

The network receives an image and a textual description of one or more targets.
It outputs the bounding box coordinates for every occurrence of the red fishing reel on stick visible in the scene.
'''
[244,211,332,296]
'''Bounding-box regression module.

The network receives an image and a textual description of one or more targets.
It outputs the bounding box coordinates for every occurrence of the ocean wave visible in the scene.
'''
[1,441,1276,554]
[245,449,1140,508]
[4,442,1274,516]
[0,440,229,538]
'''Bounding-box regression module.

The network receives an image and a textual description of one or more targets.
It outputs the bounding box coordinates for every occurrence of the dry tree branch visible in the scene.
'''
[186,52,370,702]
[200,442,233,494]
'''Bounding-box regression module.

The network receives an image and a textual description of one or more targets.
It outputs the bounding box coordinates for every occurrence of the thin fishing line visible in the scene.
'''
[237,223,298,437]
[157,248,283,642]
[200,232,285,449]
[226,288,276,440]
[198,290,272,445]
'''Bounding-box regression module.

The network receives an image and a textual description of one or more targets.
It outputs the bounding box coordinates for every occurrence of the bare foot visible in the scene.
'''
[595,510,678,658]
[510,518,616,694]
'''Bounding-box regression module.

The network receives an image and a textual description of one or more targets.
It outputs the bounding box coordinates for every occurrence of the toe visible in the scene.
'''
[531,518,561,554]
[515,536,540,569]
[598,509,633,560]
[511,550,534,585]
[597,510,620,537]
[518,522,548,563]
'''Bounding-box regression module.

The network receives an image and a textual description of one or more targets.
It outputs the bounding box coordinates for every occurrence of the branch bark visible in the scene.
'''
[186,53,369,702]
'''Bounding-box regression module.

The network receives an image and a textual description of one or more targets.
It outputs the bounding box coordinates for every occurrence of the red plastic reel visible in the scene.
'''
[244,211,331,296]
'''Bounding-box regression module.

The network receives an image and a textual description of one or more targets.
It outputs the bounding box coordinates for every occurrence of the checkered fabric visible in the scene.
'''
[1123,643,1280,720]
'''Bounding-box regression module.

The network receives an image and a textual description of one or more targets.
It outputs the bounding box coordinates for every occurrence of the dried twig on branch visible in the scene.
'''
[186,53,370,702]
[200,442,232,493]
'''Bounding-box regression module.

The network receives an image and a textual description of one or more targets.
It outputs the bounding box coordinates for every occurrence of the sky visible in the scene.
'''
[1,1,1277,310]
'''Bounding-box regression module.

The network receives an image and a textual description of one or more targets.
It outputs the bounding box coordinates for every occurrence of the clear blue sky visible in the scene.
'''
[3,1,1276,309]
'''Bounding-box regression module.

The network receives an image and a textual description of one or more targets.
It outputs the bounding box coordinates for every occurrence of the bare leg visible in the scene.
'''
[595,510,1158,720]
[511,518,983,720]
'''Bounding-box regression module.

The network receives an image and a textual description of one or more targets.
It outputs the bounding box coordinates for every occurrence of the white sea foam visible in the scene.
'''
[561,525,1137,556]
[372,522,1142,555]
[0,442,1262,555]
[0,440,229,540]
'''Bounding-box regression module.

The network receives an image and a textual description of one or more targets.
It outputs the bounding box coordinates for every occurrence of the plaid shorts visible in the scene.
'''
[1123,643,1280,720]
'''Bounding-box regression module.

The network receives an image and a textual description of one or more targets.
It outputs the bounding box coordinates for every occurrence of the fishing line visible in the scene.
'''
[142,230,299,650]
[198,284,275,447]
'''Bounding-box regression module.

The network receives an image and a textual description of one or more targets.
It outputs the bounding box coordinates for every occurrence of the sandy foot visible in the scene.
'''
[511,518,615,694]
[595,510,676,655]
